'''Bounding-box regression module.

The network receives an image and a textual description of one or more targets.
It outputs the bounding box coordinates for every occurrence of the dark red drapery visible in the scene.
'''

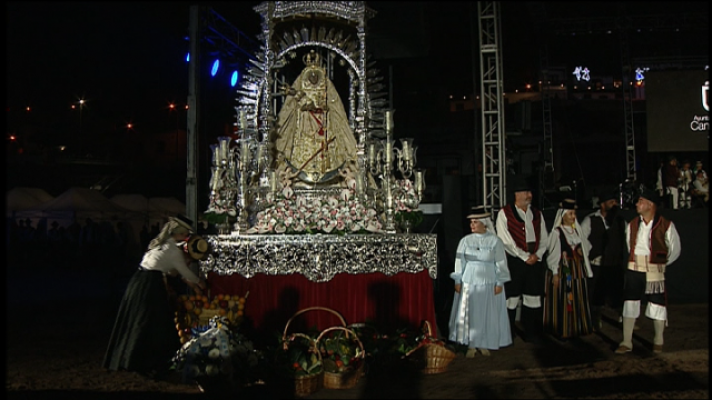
[207,270,437,338]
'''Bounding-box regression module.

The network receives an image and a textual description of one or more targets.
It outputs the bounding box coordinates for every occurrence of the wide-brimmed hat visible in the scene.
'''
[508,175,531,193]
[636,184,658,203]
[187,235,209,260]
[559,198,577,210]
[467,205,491,220]
[171,214,194,232]
[598,187,619,204]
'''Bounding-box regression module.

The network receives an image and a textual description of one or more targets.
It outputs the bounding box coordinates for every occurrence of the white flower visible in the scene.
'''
[328,197,339,208]
[275,224,287,233]
[340,189,351,202]
[205,364,220,376]
[208,348,221,359]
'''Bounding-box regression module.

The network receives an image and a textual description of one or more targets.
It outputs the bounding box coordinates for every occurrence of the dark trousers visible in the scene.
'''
[588,263,625,311]
[504,255,545,340]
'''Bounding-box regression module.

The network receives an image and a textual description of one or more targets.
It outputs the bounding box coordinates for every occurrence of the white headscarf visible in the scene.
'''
[551,206,592,276]
[148,218,191,250]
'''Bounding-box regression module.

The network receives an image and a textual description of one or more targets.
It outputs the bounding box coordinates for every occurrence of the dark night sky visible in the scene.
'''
[7,1,708,138]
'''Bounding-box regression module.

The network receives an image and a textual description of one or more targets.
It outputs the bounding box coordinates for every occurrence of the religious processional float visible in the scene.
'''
[198,1,437,283]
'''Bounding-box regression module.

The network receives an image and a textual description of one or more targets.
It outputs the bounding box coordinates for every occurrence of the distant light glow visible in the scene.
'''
[211,59,220,77]
[9,135,16,141]
[231,70,239,87]
[635,67,650,81]
[186,53,190,62]
[573,66,590,82]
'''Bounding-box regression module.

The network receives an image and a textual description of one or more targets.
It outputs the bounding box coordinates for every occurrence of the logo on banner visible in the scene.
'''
[690,80,709,132]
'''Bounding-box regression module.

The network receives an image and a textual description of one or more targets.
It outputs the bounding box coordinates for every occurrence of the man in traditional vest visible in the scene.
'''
[580,187,628,330]
[495,175,549,345]
[615,185,681,354]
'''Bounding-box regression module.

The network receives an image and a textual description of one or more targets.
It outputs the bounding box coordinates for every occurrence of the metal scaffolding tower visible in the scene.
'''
[528,2,556,209]
[186,5,258,227]
[477,1,506,210]
[619,25,637,181]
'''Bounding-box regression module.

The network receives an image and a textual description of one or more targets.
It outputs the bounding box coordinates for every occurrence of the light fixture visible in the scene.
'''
[211,59,220,77]
[231,71,239,87]
[186,53,190,62]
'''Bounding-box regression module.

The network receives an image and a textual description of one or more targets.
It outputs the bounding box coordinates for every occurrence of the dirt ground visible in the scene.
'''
[6,267,709,400]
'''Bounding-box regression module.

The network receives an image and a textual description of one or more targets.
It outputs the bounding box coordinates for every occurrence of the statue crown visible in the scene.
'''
[303,50,321,67]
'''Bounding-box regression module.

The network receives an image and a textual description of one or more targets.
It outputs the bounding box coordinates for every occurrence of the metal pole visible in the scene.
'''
[186,5,201,229]
[469,2,480,204]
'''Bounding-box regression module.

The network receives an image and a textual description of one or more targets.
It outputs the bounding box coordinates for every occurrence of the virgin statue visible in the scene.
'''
[274,50,358,186]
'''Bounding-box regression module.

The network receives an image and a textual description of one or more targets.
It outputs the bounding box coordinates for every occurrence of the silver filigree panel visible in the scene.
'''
[200,233,437,282]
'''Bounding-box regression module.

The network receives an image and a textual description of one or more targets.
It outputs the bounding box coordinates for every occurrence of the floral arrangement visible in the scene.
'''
[275,334,323,378]
[394,179,423,229]
[171,316,262,388]
[389,324,453,357]
[175,293,249,343]
[318,330,364,373]
[246,182,383,234]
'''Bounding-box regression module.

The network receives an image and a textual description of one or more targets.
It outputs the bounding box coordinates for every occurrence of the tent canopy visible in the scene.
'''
[13,187,143,227]
[6,187,55,216]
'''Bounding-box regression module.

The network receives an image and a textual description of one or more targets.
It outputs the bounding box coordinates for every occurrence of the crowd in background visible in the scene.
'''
[6,217,162,272]
[656,157,708,209]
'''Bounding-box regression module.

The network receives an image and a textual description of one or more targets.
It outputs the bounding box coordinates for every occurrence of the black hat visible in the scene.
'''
[508,175,531,193]
[171,214,194,232]
[559,198,577,210]
[635,184,658,202]
[467,205,491,220]
[598,187,619,204]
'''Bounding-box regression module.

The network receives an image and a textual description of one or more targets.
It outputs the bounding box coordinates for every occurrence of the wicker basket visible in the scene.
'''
[282,332,324,397]
[282,306,347,339]
[316,326,366,389]
[405,321,456,375]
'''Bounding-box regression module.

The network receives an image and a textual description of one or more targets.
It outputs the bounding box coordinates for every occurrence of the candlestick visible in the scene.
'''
[415,170,424,194]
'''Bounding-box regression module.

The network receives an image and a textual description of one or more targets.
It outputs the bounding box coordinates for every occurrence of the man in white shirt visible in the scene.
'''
[496,176,549,345]
[615,186,681,354]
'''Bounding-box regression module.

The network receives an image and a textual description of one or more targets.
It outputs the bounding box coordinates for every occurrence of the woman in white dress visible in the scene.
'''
[449,207,512,358]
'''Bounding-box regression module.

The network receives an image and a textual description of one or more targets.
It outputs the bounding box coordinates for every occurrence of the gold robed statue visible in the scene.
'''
[275,50,358,186]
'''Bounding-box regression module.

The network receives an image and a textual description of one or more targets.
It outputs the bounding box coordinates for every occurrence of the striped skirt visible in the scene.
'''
[543,255,594,339]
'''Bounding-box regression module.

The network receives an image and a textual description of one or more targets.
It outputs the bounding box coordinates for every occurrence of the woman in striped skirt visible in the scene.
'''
[543,199,594,340]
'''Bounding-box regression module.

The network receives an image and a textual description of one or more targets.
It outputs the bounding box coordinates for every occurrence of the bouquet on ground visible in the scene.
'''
[171,316,262,390]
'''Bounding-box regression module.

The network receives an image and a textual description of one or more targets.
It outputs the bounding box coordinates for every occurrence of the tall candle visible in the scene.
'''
[270,170,277,192]
[239,110,247,130]
[415,170,424,193]
[385,110,394,131]
[356,175,364,194]
[240,140,250,164]
[368,142,377,167]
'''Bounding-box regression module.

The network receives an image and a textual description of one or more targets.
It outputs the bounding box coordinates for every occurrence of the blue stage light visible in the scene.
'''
[186,53,190,62]
[231,71,239,87]
[211,59,220,77]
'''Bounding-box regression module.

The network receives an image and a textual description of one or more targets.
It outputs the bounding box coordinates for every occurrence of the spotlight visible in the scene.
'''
[231,71,239,87]
[186,53,190,62]
[211,59,220,77]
